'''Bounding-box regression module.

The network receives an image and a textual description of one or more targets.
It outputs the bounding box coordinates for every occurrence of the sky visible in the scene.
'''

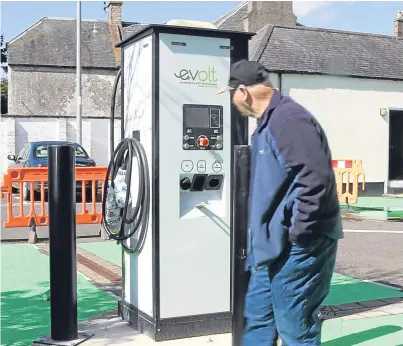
[0,0,402,78]
[0,0,402,43]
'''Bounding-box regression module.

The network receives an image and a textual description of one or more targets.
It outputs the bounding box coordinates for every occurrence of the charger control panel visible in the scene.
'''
[182,104,223,150]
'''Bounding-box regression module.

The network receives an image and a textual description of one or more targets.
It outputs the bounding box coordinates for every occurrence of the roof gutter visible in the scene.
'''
[7,63,120,70]
[264,69,403,82]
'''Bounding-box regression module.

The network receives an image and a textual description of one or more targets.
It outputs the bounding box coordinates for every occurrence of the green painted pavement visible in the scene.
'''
[323,273,403,306]
[79,241,403,306]
[341,197,403,209]
[322,314,403,345]
[340,197,403,220]
[1,245,117,346]
[387,208,403,219]
[2,242,403,345]
[340,196,403,220]
[79,240,122,267]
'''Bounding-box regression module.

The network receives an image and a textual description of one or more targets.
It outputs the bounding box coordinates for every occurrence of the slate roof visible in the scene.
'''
[249,24,272,61]
[214,2,248,32]
[8,13,403,81]
[251,25,403,80]
[8,17,131,69]
[122,23,149,40]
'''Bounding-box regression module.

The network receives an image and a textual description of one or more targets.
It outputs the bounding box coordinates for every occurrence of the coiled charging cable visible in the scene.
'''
[101,137,150,253]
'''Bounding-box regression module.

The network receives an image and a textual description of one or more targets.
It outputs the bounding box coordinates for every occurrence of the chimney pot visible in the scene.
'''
[108,1,123,26]
[395,10,403,37]
[107,1,123,64]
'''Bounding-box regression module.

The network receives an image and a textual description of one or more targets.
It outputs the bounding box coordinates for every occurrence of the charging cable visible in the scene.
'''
[102,137,150,253]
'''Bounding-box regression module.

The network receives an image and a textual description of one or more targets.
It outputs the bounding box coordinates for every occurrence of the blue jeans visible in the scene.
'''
[242,236,338,346]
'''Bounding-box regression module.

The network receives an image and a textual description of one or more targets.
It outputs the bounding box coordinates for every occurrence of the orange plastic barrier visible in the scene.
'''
[332,159,366,205]
[0,167,108,228]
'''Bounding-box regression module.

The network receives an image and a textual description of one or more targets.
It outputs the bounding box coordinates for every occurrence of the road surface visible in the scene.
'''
[1,195,402,288]
[1,195,102,240]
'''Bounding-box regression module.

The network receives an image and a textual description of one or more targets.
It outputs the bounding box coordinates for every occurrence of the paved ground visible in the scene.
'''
[2,195,403,290]
[71,309,403,346]
[73,239,403,307]
[30,241,403,345]
[0,244,117,346]
[1,195,401,240]
[2,234,403,345]
[336,231,403,289]
[340,196,403,221]
[0,196,102,240]
[2,194,403,345]
[341,196,403,209]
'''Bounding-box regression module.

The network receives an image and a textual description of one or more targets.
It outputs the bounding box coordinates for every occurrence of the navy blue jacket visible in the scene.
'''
[247,91,343,270]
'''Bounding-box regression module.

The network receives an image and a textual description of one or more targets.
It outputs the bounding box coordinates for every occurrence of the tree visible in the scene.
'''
[1,34,7,74]
[1,78,7,114]
[1,34,8,113]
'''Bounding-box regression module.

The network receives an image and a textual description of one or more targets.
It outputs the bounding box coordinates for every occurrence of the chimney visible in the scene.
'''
[395,11,403,37]
[107,1,123,64]
[245,1,296,33]
[108,1,122,26]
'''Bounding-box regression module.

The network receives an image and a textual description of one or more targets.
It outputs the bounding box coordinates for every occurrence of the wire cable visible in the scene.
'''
[101,137,150,253]
[109,68,121,159]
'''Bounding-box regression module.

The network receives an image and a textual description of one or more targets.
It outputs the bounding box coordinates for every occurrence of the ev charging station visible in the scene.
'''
[107,22,254,342]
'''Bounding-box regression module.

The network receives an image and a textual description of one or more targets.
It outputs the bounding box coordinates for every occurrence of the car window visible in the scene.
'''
[35,145,49,158]
[34,145,89,158]
[74,145,88,158]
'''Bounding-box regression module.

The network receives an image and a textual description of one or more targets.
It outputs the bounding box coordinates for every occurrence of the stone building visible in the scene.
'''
[1,1,132,175]
[1,1,296,177]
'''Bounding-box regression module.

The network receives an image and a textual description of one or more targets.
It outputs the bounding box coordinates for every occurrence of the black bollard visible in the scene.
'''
[232,145,251,346]
[48,145,78,340]
[33,145,93,345]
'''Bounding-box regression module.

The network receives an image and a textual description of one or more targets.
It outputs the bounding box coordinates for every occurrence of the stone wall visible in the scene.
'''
[246,1,296,33]
[8,66,121,118]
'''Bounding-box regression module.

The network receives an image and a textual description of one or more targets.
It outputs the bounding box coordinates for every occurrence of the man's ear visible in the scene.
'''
[238,86,248,101]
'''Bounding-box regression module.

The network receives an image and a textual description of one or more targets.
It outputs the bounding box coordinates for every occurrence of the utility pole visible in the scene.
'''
[76,0,82,144]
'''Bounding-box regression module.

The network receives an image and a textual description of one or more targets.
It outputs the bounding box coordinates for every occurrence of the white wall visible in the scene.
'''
[276,74,403,183]
[0,117,121,183]
[0,118,16,183]
[66,119,92,156]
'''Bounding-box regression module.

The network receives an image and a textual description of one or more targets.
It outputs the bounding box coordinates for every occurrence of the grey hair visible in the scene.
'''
[260,69,273,87]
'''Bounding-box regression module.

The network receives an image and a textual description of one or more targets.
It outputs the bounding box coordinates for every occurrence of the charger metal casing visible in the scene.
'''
[117,24,253,341]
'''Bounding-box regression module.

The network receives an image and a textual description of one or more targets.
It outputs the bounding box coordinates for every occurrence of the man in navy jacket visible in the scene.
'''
[217,61,343,345]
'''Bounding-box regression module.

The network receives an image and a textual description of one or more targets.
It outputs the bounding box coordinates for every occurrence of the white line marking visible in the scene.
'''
[344,229,403,234]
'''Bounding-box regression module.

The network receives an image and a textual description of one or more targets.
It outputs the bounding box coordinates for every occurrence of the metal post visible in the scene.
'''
[33,145,93,345]
[48,145,78,340]
[232,145,251,346]
[76,0,82,145]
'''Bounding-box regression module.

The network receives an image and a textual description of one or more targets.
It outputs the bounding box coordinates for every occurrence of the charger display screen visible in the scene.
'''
[182,104,223,151]
[184,107,210,128]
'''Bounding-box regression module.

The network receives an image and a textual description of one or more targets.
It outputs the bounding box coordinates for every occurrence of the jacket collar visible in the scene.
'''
[256,90,282,133]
